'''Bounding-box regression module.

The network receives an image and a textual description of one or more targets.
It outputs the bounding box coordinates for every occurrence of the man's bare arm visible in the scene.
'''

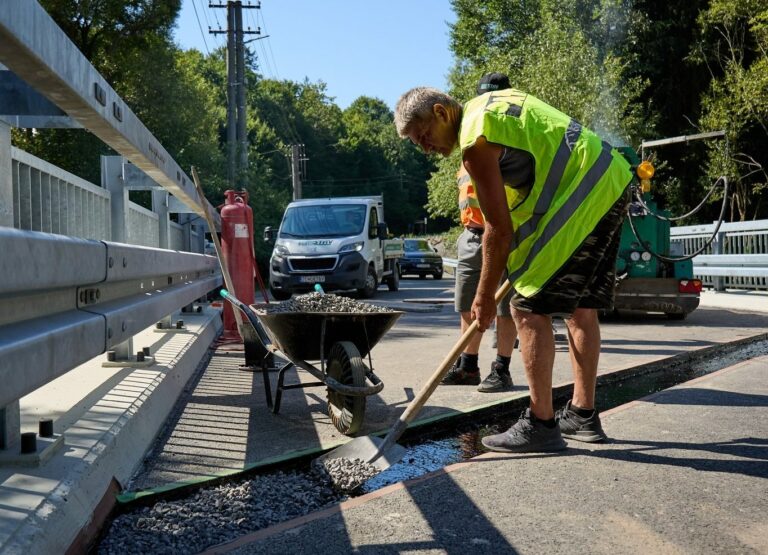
[463,137,513,330]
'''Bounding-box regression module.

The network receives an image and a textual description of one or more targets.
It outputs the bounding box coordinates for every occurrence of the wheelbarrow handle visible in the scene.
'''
[220,289,273,347]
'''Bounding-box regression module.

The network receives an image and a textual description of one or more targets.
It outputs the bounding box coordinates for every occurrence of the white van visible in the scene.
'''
[265,196,404,300]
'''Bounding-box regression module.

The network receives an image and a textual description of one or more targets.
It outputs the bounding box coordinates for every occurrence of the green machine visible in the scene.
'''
[611,144,704,319]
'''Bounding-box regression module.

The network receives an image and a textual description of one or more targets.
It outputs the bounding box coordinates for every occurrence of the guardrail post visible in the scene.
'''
[713,226,726,291]
[192,220,205,254]
[0,120,12,227]
[179,213,193,252]
[152,189,170,250]
[102,155,127,243]
[0,401,20,452]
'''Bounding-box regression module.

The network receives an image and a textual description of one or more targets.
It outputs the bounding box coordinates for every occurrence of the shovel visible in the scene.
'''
[316,279,514,472]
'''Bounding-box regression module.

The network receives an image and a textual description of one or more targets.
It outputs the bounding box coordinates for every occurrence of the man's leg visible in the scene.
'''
[460,310,484,355]
[556,195,627,442]
[564,308,600,410]
[495,314,516,357]
[556,306,608,442]
[477,313,516,392]
[514,310,555,419]
[443,229,483,385]
[481,307,565,452]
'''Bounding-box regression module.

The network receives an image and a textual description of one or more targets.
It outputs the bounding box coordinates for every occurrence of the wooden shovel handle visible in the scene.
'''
[398,278,514,424]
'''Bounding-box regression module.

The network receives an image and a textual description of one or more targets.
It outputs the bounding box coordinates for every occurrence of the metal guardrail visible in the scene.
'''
[672,220,768,290]
[692,254,768,278]
[0,0,219,224]
[0,227,222,409]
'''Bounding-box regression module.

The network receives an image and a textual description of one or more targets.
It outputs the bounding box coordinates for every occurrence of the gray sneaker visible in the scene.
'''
[477,362,513,392]
[481,409,567,453]
[556,400,608,443]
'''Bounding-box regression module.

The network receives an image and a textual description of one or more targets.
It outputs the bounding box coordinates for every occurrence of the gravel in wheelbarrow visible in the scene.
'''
[253,292,402,361]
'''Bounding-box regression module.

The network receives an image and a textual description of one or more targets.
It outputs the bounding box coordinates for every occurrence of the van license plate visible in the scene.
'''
[417,264,430,268]
[300,275,325,283]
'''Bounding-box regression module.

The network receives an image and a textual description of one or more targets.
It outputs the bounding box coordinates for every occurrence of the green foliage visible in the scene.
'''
[696,0,768,221]
[436,0,648,222]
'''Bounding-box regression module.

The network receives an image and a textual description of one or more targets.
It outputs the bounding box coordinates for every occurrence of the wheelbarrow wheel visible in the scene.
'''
[326,341,366,435]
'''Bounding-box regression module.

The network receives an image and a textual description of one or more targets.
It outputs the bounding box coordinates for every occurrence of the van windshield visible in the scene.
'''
[280,204,366,239]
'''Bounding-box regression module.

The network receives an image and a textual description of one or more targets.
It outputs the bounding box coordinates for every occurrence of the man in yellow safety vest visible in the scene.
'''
[395,84,632,453]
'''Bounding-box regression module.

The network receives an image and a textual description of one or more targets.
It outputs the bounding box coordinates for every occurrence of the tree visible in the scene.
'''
[696,0,768,221]
[430,0,647,222]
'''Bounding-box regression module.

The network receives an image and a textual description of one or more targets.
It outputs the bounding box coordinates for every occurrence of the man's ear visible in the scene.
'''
[433,103,448,122]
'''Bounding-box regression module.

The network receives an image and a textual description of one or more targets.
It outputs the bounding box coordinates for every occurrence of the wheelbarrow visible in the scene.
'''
[220,290,404,436]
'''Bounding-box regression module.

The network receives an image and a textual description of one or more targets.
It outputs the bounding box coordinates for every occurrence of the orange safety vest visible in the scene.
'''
[457,166,485,228]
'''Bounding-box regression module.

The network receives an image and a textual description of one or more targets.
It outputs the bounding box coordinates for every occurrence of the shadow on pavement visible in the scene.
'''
[641,388,768,407]
[585,436,768,479]
[352,470,519,554]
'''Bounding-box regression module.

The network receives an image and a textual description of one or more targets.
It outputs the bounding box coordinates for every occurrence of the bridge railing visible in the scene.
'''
[0,228,221,412]
[11,146,111,239]
[0,150,219,458]
[671,220,768,290]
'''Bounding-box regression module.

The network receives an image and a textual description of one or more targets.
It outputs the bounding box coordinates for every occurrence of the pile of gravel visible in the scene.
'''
[98,469,344,555]
[311,457,380,493]
[261,292,394,314]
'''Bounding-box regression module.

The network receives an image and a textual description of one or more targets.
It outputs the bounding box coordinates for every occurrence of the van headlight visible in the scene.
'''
[274,243,290,256]
[339,241,364,253]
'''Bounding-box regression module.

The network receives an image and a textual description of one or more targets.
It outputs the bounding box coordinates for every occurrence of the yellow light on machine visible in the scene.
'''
[637,161,655,193]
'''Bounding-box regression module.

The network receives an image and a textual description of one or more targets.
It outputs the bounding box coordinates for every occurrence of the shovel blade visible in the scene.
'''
[316,435,407,472]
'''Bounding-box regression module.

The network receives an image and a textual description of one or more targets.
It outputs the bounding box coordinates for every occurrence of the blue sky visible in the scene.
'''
[173,0,457,110]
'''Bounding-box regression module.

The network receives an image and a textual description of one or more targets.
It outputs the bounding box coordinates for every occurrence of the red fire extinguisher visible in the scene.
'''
[220,190,255,340]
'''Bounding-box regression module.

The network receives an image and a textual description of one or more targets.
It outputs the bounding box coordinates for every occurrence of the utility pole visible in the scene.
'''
[290,144,308,200]
[210,1,260,188]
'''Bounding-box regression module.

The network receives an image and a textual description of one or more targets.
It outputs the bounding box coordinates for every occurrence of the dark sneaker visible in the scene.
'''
[440,363,481,385]
[481,409,567,453]
[477,362,513,392]
[556,400,608,443]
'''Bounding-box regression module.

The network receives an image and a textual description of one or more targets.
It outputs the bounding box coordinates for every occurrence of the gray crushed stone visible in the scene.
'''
[98,469,345,555]
[311,457,380,493]
[261,292,394,314]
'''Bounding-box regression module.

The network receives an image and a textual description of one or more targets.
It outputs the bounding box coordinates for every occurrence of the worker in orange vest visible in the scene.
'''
[441,73,518,392]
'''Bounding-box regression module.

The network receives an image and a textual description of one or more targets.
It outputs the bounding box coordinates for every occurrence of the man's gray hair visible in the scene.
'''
[394,87,461,137]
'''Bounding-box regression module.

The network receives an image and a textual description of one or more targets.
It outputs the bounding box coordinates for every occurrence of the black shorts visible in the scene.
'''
[510,193,628,318]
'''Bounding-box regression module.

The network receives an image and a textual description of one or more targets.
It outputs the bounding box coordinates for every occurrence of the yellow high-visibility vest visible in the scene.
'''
[459,89,633,297]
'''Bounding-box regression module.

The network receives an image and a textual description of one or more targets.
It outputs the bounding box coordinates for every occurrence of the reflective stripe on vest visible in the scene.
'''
[510,119,582,251]
[507,140,615,284]
[459,89,632,297]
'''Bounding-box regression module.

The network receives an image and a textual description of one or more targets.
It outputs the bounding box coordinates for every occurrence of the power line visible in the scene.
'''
[257,8,279,78]
[208,1,224,33]
[191,0,210,55]
[197,0,221,48]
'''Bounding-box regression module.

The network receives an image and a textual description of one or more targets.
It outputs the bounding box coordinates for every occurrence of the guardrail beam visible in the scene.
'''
[0,0,218,225]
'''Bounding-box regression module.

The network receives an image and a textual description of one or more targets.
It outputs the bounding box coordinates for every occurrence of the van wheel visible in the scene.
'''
[433,270,443,280]
[357,265,378,298]
[386,264,400,292]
